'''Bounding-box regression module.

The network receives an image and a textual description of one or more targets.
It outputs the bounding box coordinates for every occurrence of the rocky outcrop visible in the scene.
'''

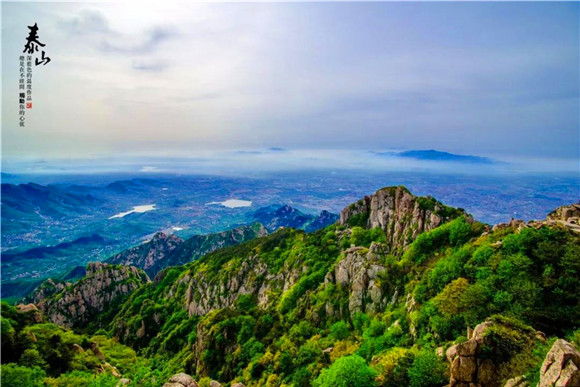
[503,375,529,387]
[167,223,268,270]
[183,253,301,317]
[39,262,150,328]
[547,203,580,222]
[25,278,69,305]
[547,203,580,233]
[340,186,468,254]
[539,339,580,387]
[446,320,496,387]
[107,224,268,277]
[493,202,580,234]
[323,243,391,317]
[163,373,199,387]
[107,232,184,277]
[446,317,540,387]
[16,303,43,323]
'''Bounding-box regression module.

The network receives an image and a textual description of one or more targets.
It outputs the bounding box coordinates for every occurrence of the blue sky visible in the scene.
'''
[2,2,578,163]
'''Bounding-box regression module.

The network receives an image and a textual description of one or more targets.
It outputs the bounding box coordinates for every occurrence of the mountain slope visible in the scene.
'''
[104,205,336,278]
[1,183,103,220]
[37,262,150,328]
[106,188,578,386]
[252,205,339,232]
[8,187,580,387]
[105,223,268,277]
[106,232,184,277]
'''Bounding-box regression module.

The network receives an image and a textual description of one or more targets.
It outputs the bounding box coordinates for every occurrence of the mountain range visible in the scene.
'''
[373,149,496,164]
[3,186,579,386]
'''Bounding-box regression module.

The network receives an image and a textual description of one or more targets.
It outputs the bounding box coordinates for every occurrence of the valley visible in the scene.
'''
[1,171,578,298]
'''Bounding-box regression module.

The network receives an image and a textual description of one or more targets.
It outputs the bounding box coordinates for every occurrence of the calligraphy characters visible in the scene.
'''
[23,23,50,65]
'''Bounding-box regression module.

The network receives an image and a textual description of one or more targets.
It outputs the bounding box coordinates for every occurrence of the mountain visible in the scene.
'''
[104,205,336,278]
[36,262,149,328]
[106,224,267,277]
[106,232,184,277]
[252,204,339,232]
[1,234,106,263]
[375,149,496,164]
[163,222,268,269]
[3,187,580,387]
[1,182,103,220]
[339,185,467,254]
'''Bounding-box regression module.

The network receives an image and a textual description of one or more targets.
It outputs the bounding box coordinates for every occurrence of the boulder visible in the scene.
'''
[16,303,43,323]
[103,362,121,377]
[91,341,106,361]
[447,317,537,387]
[503,375,529,387]
[163,373,199,387]
[539,339,580,387]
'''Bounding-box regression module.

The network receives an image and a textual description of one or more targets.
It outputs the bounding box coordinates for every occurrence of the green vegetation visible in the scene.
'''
[313,355,377,387]
[2,197,579,386]
[0,302,155,386]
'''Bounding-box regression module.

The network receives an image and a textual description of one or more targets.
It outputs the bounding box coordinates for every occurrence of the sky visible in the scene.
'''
[1,2,579,167]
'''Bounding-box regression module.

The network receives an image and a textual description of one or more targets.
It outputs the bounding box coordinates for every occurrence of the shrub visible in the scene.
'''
[407,350,447,387]
[314,354,377,387]
[1,364,46,387]
[330,321,349,341]
[372,347,414,387]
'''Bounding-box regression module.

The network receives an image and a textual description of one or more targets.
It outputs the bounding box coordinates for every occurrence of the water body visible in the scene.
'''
[109,204,156,219]
[206,199,252,208]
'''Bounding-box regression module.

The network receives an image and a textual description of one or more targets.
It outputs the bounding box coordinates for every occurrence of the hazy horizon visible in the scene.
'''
[2,148,579,179]
[2,2,579,163]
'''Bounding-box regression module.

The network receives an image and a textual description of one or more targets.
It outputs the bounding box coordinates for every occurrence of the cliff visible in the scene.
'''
[339,186,469,254]
[107,232,184,276]
[38,262,150,328]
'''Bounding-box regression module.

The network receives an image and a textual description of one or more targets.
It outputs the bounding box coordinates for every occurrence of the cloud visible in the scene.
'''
[2,2,578,161]
[140,166,160,172]
[60,9,111,35]
[131,59,168,72]
[99,27,176,55]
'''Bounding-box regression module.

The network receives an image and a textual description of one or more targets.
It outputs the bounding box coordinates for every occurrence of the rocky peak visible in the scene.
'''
[39,262,150,328]
[25,278,69,305]
[340,186,468,254]
[86,261,107,276]
[106,232,184,276]
[277,205,295,215]
[547,202,580,233]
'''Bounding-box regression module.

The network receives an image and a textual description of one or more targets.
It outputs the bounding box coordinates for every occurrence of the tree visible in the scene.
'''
[407,350,447,387]
[313,355,377,387]
[1,364,46,387]
[330,321,349,341]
